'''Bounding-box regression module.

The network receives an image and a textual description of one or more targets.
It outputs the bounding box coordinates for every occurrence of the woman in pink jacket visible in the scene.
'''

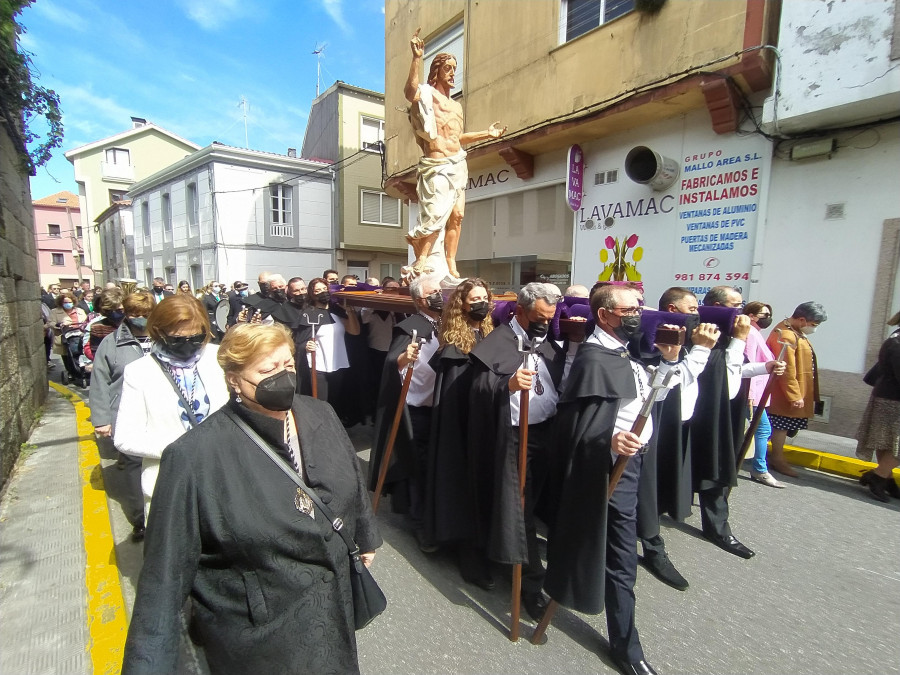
[742,302,784,488]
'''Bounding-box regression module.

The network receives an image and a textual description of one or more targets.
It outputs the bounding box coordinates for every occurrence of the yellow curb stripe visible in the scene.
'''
[783,443,900,487]
[49,382,127,675]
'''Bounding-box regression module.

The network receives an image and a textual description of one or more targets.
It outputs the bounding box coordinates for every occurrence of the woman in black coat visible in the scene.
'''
[856,311,900,503]
[122,323,382,675]
[427,278,495,588]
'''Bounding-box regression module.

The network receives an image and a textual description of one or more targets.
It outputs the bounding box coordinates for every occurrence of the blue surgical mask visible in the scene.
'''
[62,302,74,310]
[240,289,248,298]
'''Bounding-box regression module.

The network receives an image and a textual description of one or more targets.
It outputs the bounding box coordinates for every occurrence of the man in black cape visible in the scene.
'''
[468,282,568,621]
[368,273,443,551]
[544,284,682,675]
[635,288,718,591]
[689,286,755,558]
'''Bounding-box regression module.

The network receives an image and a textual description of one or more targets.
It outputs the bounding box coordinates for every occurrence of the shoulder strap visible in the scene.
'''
[222,406,360,556]
[151,354,200,427]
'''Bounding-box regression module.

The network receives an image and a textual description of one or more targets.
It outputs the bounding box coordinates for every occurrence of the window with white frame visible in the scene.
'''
[51,253,64,266]
[561,0,635,42]
[186,182,199,235]
[141,201,150,241]
[424,21,464,98]
[361,116,384,152]
[48,223,61,238]
[270,184,293,237]
[162,193,172,242]
[361,189,401,227]
[105,147,131,166]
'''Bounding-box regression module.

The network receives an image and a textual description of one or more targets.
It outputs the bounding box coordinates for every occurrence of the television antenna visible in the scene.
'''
[312,43,327,97]
[238,96,249,148]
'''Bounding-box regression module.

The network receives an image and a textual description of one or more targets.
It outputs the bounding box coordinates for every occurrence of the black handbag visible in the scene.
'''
[223,407,386,630]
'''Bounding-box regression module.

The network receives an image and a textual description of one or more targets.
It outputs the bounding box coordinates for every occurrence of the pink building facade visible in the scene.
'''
[33,191,94,290]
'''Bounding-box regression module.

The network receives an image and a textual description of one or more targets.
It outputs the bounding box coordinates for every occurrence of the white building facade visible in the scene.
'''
[754,0,900,436]
[127,144,334,290]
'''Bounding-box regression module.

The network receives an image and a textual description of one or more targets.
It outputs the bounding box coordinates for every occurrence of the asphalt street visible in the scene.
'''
[98,405,900,675]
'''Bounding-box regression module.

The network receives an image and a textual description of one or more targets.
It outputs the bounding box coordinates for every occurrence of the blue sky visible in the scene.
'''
[20,0,387,200]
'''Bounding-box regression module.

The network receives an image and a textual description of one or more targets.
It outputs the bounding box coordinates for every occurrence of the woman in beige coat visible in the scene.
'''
[765,301,828,477]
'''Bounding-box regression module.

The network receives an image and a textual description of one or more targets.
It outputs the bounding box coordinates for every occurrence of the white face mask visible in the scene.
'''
[800,325,817,335]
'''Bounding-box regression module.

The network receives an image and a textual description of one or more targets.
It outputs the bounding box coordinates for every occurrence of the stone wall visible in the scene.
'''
[0,122,48,487]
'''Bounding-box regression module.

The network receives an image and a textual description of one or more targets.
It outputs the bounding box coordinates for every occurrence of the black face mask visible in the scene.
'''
[107,309,125,324]
[258,281,270,297]
[251,370,296,411]
[526,321,549,340]
[757,316,772,329]
[271,288,287,303]
[468,301,489,322]
[152,286,165,295]
[315,291,330,305]
[612,314,642,342]
[163,338,205,362]
[425,291,444,312]
[289,295,306,308]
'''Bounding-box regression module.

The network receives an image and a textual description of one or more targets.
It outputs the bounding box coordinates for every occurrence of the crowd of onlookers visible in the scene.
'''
[36,271,898,675]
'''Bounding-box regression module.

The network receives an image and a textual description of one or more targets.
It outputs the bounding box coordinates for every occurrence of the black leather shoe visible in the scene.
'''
[521,592,548,621]
[462,571,495,591]
[704,532,755,559]
[611,655,659,675]
[641,551,689,591]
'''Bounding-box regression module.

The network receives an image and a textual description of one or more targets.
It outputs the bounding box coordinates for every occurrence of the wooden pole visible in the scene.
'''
[510,339,531,642]
[372,331,419,513]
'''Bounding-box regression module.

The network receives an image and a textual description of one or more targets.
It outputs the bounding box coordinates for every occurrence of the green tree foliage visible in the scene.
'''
[0,0,64,175]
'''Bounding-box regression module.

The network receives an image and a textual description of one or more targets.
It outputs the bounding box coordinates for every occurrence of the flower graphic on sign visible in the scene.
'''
[598,234,643,281]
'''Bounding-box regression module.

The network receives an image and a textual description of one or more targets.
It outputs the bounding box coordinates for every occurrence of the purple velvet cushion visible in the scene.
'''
[491,300,516,327]
[697,305,741,337]
[638,308,696,353]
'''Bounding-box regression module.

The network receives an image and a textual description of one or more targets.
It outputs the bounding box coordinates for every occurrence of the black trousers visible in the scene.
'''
[407,405,433,531]
[698,485,732,538]
[606,451,645,663]
[98,436,144,528]
[636,435,661,554]
[511,418,553,597]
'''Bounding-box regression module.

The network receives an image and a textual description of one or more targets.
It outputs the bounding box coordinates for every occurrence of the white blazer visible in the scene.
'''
[114,345,228,515]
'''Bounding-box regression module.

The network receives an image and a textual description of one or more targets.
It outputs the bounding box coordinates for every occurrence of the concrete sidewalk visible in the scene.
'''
[0,385,91,675]
[1,376,896,675]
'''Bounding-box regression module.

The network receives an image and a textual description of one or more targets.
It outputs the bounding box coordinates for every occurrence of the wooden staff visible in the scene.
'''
[372,330,421,514]
[735,329,789,471]
[302,311,322,399]
[510,335,533,642]
[531,366,675,645]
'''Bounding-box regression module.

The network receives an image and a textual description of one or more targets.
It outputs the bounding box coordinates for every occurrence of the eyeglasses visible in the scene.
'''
[166,333,206,345]
[611,306,643,316]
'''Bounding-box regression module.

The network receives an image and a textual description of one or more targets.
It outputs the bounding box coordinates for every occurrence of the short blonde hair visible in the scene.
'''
[147,295,211,345]
[217,323,294,375]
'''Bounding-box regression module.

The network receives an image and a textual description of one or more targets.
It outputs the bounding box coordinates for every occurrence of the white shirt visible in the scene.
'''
[508,320,559,426]
[673,345,711,421]
[586,326,675,460]
[725,337,746,399]
[400,315,439,408]
[306,313,349,372]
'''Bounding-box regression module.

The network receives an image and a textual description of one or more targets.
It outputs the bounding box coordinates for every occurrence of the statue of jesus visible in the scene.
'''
[403,28,506,283]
